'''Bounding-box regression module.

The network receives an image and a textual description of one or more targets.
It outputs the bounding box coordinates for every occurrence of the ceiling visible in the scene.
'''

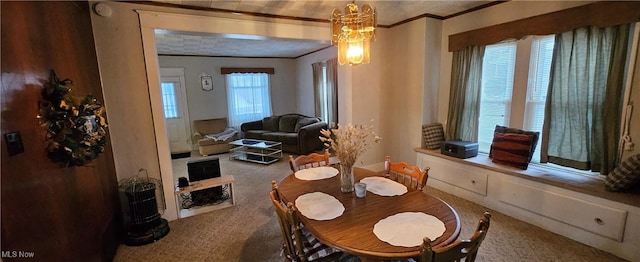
[150,0,497,58]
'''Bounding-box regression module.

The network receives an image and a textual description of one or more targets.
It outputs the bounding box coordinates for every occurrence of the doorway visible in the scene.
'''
[159,68,192,156]
[138,11,331,220]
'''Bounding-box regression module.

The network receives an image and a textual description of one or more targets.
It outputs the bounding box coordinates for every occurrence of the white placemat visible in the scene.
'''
[295,192,345,220]
[294,166,339,181]
[360,177,408,196]
[373,212,446,247]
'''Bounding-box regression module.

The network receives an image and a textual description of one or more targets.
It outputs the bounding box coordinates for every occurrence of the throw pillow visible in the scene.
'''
[262,116,281,132]
[491,125,540,161]
[279,115,301,133]
[490,132,534,170]
[294,117,319,132]
[422,123,445,150]
[605,154,640,192]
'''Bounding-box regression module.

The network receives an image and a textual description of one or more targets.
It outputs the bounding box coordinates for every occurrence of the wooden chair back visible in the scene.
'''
[271,180,282,202]
[388,161,430,190]
[270,183,307,261]
[289,149,330,172]
[420,212,492,262]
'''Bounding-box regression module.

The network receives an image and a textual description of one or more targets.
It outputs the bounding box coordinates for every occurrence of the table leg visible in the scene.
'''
[230,182,235,205]
[175,194,181,219]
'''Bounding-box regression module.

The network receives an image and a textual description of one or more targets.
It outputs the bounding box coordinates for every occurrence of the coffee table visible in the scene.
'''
[228,139,282,164]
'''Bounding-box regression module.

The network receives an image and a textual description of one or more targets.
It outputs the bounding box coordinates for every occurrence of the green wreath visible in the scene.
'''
[38,70,108,167]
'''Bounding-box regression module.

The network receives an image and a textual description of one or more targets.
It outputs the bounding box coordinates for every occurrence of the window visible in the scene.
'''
[161,82,179,119]
[478,42,516,151]
[318,64,335,123]
[524,35,555,162]
[226,73,272,128]
[319,65,329,122]
[477,36,555,164]
[471,26,631,176]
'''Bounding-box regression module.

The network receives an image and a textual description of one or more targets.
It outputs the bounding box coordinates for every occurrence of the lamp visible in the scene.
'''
[330,2,376,65]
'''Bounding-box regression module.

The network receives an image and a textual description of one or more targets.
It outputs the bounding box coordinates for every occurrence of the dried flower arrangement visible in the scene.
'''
[320,120,382,168]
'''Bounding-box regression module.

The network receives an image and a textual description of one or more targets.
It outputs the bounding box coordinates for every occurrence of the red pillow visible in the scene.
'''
[490,133,534,170]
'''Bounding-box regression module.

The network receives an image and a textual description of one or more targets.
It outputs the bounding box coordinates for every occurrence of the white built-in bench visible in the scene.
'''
[415,148,640,261]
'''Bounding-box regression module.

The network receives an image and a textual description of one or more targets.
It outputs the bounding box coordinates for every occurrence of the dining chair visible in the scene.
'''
[270,181,343,262]
[271,180,282,201]
[289,149,331,172]
[420,211,492,262]
[388,161,430,190]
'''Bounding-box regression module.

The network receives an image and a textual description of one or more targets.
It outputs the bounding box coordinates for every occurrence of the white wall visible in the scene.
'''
[349,29,386,166]
[91,1,163,183]
[158,56,298,121]
[423,19,443,126]
[379,19,425,165]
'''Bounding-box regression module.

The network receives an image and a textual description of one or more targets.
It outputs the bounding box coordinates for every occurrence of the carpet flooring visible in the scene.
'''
[114,152,627,262]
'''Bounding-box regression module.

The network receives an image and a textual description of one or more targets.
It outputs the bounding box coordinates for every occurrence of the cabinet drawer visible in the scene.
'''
[500,180,627,241]
[420,154,488,196]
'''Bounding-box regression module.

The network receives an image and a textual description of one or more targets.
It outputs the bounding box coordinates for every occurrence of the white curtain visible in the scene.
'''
[226,73,272,129]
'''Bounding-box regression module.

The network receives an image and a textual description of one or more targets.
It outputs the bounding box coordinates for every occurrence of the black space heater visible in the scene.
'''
[118,169,170,246]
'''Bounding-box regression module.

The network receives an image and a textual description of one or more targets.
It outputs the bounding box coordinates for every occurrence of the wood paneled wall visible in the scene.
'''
[1,1,121,260]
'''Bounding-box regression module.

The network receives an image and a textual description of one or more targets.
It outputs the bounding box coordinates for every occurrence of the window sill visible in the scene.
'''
[415,147,640,208]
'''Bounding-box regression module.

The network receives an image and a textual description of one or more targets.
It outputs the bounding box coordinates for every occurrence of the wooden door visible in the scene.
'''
[160,68,192,154]
[1,1,121,260]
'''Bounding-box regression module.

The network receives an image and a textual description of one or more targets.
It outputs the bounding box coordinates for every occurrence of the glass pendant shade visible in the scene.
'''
[330,2,376,66]
[338,35,349,65]
[362,37,371,64]
[346,32,364,64]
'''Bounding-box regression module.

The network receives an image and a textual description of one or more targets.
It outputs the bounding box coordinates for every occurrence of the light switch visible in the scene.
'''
[4,132,24,156]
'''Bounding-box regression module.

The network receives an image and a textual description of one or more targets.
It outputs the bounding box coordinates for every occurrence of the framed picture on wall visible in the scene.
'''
[201,75,213,91]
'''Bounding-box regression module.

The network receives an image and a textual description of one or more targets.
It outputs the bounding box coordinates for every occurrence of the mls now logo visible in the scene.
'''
[1,250,35,258]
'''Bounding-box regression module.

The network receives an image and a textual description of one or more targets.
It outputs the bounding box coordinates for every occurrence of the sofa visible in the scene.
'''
[192,118,238,156]
[240,114,327,154]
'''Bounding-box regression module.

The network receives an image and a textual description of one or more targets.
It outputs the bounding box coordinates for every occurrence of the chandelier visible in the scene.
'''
[330,2,376,65]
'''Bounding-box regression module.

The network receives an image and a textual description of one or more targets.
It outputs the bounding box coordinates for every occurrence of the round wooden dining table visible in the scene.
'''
[277,167,461,260]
